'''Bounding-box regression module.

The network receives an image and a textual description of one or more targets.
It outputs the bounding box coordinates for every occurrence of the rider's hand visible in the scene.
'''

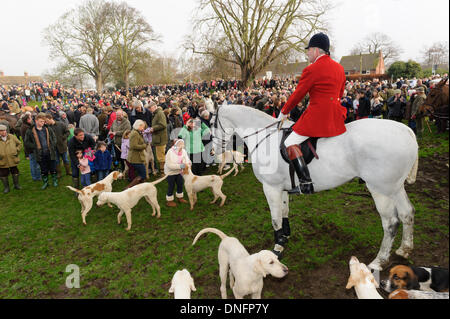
[277,112,288,121]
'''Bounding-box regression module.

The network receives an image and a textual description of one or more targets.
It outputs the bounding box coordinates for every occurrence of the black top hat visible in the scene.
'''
[305,33,330,54]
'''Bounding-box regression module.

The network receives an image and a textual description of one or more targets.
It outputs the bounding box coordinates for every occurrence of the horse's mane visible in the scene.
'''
[221,104,277,122]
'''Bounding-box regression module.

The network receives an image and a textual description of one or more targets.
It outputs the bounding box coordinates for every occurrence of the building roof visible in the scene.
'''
[0,75,43,86]
[339,53,381,72]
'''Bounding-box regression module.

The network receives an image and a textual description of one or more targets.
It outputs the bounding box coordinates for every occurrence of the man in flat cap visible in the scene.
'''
[411,86,427,137]
[278,33,347,195]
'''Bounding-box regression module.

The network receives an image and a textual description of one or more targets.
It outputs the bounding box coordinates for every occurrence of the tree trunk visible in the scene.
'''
[240,66,253,90]
[95,73,103,93]
[124,71,129,92]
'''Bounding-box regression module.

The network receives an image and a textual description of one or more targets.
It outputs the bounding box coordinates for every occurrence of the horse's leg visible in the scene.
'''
[392,187,415,259]
[367,188,400,271]
[263,183,286,256]
[281,191,290,239]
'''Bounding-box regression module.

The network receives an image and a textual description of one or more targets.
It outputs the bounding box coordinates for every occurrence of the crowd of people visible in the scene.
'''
[0,73,445,202]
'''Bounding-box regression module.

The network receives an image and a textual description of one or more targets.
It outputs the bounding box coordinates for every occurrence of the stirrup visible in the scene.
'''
[288,182,314,195]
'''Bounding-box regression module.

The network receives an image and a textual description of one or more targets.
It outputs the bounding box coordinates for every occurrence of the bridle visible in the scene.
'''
[211,106,283,157]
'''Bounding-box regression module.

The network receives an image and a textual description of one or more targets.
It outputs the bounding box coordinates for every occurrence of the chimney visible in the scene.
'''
[0,70,4,77]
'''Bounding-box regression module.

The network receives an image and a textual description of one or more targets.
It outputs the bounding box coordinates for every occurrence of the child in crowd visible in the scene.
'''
[76,150,91,187]
[93,141,112,181]
[120,130,135,181]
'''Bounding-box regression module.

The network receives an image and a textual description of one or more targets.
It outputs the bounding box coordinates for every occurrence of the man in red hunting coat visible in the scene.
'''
[279,33,347,195]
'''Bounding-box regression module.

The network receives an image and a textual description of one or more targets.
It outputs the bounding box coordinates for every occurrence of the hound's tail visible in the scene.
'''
[66,186,82,194]
[192,228,228,246]
[406,156,419,185]
[220,163,237,180]
[151,175,168,186]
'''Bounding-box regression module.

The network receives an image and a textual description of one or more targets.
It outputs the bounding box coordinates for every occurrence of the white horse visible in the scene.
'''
[210,105,419,271]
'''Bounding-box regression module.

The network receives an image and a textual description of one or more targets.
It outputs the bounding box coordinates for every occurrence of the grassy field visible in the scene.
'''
[0,123,448,299]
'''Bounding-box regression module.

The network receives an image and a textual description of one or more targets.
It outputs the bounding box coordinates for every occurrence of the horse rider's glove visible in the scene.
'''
[278,112,288,121]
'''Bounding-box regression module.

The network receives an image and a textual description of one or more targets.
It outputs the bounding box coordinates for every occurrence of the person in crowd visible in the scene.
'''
[164,139,190,207]
[24,113,58,189]
[149,102,168,174]
[120,129,135,181]
[44,113,71,177]
[356,89,371,120]
[20,114,41,181]
[387,89,407,122]
[79,107,99,140]
[76,150,91,187]
[178,118,210,176]
[68,128,96,190]
[110,109,131,171]
[410,86,427,137]
[93,141,112,181]
[126,120,148,189]
[370,90,383,119]
[0,124,22,194]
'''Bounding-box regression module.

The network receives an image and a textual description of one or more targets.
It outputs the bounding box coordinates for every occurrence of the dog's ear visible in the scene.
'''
[254,259,268,278]
[346,277,355,289]
[406,272,420,290]
[190,279,197,292]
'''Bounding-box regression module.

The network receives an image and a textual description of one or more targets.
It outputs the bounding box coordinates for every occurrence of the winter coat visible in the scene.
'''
[127,129,147,164]
[68,134,96,167]
[93,150,112,171]
[0,134,22,168]
[164,147,191,176]
[151,107,168,147]
[110,118,131,146]
[79,113,99,137]
[387,96,406,118]
[178,122,210,155]
[48,121,70,154]
[24,125,57,162]
[281,54,347,137]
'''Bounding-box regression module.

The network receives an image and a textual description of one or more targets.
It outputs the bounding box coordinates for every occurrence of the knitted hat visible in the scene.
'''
[0,124,7,131]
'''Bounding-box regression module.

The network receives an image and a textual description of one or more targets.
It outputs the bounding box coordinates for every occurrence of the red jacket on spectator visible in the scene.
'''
[281,54,347,137]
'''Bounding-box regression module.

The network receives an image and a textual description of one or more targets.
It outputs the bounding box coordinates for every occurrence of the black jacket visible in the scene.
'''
[68,134,96,166]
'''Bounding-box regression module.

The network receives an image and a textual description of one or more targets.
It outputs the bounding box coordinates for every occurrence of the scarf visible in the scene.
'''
[32,126,50,151]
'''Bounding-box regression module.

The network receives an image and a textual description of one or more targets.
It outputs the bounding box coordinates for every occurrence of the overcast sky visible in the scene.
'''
[0,0,448,76]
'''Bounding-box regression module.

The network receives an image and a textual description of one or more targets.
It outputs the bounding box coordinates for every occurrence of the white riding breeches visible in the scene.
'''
[284,131,310,148]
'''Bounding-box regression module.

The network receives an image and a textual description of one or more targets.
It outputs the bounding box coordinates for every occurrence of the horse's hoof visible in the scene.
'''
[368,261,383,271]
[395,248,411,259]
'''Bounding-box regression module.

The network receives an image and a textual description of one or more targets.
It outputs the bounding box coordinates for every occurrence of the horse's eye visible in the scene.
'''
[269,261,274,265]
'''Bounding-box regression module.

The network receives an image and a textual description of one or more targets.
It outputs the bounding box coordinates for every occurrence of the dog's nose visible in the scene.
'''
[380,280,386,288]
[283,267,289,274]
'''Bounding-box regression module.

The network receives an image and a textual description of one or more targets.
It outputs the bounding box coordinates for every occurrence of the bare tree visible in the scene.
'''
[350,32,402,65]
[185,0,329,89]
[107,1,160,91]
[43,63,92,90]
[421,41,449,67]
[43,0,114,93]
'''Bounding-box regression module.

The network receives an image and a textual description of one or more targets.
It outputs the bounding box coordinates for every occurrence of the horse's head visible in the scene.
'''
[210,106,234,156]
[419,77,449,116]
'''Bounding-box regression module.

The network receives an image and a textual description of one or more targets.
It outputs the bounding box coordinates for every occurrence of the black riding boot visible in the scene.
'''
[287,145,314,195]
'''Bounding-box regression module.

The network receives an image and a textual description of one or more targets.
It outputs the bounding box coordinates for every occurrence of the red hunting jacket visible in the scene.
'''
[281,55,347,137]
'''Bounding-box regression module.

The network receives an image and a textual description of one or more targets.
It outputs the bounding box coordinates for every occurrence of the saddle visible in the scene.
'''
[280,127,320,190]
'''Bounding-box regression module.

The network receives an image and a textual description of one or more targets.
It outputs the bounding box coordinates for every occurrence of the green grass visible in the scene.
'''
[0,124,448,299]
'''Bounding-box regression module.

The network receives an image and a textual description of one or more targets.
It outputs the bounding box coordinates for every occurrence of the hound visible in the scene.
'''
[182,163,237,211]
[96,175,167,230]
[388,289,449,299]
[192,228,288,299]
[381,265,449,293]
[169,269,196,299]
[67,171,123,225]
[217,150,246,176]
[346,256,383,299]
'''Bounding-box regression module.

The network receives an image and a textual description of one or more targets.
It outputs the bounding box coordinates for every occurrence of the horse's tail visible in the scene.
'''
[192,228,228,246]
[220,163,237,180]
[406,156,419,185]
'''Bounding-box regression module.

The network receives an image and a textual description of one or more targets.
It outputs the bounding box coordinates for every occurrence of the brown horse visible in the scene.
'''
[419,77,449,133]
[0,111,19,135]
